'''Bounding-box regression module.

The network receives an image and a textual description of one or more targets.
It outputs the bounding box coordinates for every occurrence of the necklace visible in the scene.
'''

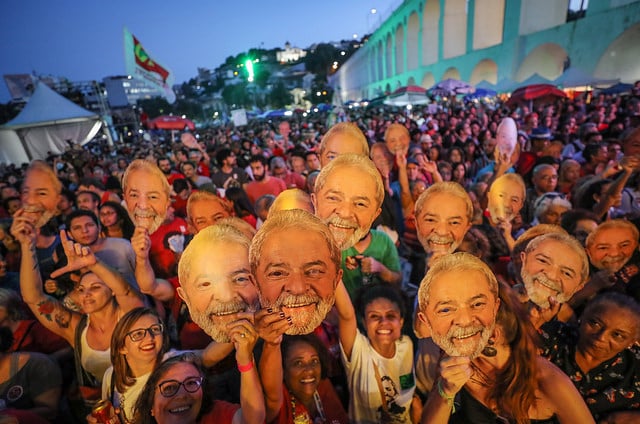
[291,395,312,424]
[291,391,326,424]
[116,392,132,424]
[469,361,495,387]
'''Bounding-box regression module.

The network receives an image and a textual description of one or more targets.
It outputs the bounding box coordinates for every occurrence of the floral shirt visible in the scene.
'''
[539,320,640,420]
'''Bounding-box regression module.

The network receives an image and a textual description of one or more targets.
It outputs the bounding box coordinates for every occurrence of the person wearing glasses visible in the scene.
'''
[88,307,239,423]
[12,217,145,419]
[133,348,264,423]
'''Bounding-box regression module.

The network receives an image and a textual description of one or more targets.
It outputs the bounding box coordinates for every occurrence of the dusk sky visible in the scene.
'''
[0,0,397,102]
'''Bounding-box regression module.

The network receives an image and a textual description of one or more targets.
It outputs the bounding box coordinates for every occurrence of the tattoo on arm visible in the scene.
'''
[54,308,72,329]
[36,300,59,323]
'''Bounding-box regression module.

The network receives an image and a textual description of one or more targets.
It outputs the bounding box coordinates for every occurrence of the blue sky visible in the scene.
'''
[0,0,397,102]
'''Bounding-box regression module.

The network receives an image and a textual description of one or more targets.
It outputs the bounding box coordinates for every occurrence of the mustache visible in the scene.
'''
[426,235,454,244]
[325,216,358,229]
[448,324,485,339]
[23,206,46,213]
[531,273,562,293]
[271,293,321,308]
[206,299,256,316]
[133,207,157,218]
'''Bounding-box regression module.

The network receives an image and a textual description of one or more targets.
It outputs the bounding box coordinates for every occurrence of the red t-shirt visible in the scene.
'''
[197,159,210,177]
[245,177,287,206]
[274,379,349,424]
[149,218,189,278]
[10,320,69,354]
[199,400,239,423]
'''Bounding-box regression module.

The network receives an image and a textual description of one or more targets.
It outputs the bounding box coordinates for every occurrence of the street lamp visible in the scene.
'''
[367,8,378,34]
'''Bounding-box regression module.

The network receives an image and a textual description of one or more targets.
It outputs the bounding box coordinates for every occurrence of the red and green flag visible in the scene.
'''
[124,27,175,103]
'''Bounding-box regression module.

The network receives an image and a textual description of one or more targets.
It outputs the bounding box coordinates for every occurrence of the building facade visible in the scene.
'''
[331,0,640,101]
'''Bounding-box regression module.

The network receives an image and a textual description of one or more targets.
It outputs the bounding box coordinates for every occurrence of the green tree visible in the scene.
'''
[222,82,251,108]
[268,81,292,109]
[304,43,338,82]
[137,97,172,117]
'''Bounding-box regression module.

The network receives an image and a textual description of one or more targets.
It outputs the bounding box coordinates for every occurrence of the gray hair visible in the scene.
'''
[26,160,62,195]
[415,182,473,222]
[525,232,590,284]
[249,209,340,277]
[178,223,250,287]
[122,159,170,198]
[585,219,640,250]
[418,252,498,312]
[533,193,572,221]
[314,154,384,208]
[319,122,369,157]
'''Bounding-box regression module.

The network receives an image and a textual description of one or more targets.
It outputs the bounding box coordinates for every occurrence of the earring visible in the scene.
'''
[482,338,497,357]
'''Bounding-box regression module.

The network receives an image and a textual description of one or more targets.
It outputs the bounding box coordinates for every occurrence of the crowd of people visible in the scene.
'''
[0,85,639,423]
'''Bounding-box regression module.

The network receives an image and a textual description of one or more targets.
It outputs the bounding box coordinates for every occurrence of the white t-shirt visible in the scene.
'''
[102,350,181,421]
[341,331,415,423]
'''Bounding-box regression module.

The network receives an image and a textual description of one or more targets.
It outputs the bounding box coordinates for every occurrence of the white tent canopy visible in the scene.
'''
[553,67,620,88]
[0,81,102,163]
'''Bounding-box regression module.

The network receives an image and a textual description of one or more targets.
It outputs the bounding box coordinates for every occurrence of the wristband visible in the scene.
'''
[237,360,254,373]
[436,379,456,413]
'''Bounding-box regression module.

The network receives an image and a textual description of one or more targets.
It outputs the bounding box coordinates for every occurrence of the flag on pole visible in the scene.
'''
[123,27,176,103]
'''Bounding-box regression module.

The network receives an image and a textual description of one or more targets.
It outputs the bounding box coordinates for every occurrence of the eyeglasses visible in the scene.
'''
[125,323,163,342]
[157,376,203,398]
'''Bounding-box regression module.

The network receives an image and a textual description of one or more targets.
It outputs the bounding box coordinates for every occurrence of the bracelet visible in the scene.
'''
[436,379,456,413]
[237,360,254,373]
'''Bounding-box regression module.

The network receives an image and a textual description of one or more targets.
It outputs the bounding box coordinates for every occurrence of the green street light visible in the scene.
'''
[245,59,254,82]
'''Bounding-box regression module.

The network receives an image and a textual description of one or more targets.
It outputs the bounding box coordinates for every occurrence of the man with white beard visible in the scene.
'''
[413,253,500,399]
[249,209,342,335]
[414,182,473,265]
[11,160,62,280]
[177,224,259,342]
[417,253,500,359]
[519,232,589,325]
[520,232,588,308]
[312,154,397,298]
[122,159,174,298]
[122,159,170,235]
[312,154,383,251]
[569,219,640,310]
[476,172,526,279]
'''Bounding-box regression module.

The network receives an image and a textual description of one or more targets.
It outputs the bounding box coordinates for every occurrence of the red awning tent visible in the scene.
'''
[506,84,568,107]
[148,115,195,131]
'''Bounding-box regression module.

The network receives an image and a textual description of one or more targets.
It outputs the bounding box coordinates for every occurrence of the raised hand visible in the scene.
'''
[395,150,407,168]
[528,296,561,329]
[10,209,37,246]
[438,355,472,397]
[356,255,382,274]
[254,307,291,345]
[131,226,151,259]
[50,230,97,279]
[228,317,259,366]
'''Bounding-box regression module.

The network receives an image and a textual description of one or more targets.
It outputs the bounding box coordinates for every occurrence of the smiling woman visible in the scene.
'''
[334,281,415,423]
[96,307,170,424]
[133,348,265,424]
[259,334,349,423]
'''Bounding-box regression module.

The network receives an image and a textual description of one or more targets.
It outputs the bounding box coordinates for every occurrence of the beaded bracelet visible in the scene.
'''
[436,379,456,413]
